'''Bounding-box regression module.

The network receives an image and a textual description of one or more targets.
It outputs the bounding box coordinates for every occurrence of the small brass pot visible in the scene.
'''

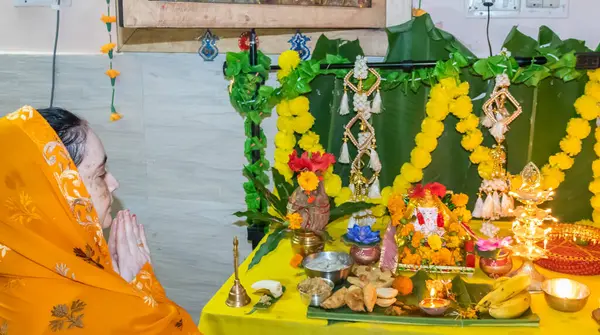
[349,245,381,266]
[479,250,513,279]
[291,230,324,256]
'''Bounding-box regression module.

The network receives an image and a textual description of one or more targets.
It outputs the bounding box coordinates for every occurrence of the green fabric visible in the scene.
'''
[307,14,594,222]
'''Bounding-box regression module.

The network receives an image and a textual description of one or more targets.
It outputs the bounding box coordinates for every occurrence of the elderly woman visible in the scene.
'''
[0,106,200,334]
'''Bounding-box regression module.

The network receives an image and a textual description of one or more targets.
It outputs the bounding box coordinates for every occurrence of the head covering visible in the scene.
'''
[0,106,200,334]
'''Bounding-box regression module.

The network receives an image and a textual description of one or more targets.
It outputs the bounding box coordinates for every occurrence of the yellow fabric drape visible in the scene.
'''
[0,106,201,335]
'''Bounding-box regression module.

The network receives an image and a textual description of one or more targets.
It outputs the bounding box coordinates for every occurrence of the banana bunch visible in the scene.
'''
[476,275,532,319]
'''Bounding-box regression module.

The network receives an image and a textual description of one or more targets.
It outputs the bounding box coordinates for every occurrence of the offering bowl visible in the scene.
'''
[302,251,353,285]
[418,298,450,316]
[542,278,590,313]
[297,278,334,307]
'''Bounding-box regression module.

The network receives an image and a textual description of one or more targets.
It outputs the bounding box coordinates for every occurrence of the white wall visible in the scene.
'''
[0,0,111,53]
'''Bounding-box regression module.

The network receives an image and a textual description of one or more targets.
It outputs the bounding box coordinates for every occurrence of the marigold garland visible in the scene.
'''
[101,3,120,121]
[585,69,600,225]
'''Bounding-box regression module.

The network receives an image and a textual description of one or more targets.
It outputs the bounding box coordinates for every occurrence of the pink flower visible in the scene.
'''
[476,237,513,252]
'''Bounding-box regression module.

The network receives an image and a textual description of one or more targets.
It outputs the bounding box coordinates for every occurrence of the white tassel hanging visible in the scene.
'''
[473,195,484,218]
[369,147,382,172]
[368,176,381,199]
[507,195,515,216]
[492,191,502,217]
[339,141,350,164]
[371,90,382,114]
[482,194,494,219]
[339,90,350,115]
[349,182,355,195]
[501,193,511,217]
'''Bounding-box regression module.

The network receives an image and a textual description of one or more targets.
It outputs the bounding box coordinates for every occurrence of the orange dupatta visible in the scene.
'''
[0,107,201,335]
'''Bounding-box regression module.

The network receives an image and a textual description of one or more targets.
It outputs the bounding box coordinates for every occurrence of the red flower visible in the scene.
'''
[436,212,444,228]
[288,150,313,172]
[425,182,446,198]
[310,152,336,172]
[416,210,425,225]
[410,184,426,199]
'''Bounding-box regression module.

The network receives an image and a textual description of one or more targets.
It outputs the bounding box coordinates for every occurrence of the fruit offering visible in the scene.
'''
[476,275,532,319]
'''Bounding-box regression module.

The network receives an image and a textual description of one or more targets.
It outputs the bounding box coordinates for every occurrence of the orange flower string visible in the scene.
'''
[105,69,120,79]
[100,43,116,54]
[102,0,121,121]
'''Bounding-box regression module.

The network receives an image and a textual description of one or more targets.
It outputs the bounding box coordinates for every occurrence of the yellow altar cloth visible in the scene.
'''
[199,220,599,335]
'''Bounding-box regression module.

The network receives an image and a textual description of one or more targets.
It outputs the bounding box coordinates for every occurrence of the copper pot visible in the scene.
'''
[479,250,513,279]
[291,230,324,256]
[350,244,381,266]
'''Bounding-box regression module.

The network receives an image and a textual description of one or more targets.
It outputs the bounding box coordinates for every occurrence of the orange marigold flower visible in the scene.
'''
[290,253,304,268]
[451,193,469,207]
[448,222,460,233]
[400,223,414,237]
[412,8,427,17]
[110,112,123,122]
[101,43,116,54]
[411,231,424,248]
[297,171,319,192]
[105,69,120,79]
[101,15,117,23]
[286,212,303,230]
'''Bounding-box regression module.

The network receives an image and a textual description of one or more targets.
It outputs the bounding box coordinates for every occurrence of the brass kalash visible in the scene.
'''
[225,237,251,307]
[508,162,556,292]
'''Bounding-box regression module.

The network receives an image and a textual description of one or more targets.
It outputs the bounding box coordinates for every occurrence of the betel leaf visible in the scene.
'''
[328,201,376,223]
[272,169,295,205]
[246,286,287,315]
[247,227,287,271]
[451,275,491,308]
[243,166,287,217]
[233,211,284,225]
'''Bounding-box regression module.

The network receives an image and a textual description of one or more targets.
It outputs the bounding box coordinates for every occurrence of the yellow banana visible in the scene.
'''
[488,291,531,319]
[476,275,531,312]
[493,277,510,290]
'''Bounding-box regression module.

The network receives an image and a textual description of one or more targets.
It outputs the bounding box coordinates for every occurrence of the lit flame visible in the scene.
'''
[430,287,435,298]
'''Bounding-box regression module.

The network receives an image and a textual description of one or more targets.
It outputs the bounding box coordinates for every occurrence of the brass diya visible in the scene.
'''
[225,237,251,308]
[542,278,590,313]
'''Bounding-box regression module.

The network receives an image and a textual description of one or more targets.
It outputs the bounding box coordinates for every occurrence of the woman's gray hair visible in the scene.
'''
[37,107,89,166]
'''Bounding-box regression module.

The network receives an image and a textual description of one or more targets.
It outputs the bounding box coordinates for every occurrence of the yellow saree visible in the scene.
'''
[0,107,201,334]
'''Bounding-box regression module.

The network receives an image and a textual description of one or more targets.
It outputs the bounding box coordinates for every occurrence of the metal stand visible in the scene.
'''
[508,258,546,293]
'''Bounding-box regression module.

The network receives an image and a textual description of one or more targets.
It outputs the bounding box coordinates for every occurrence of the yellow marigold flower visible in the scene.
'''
[101,43,116,54]
[591,195,600,209]
[469,146,491,164]
[371,204,387,218]
[324,165,334,178]
[429,86,451,105]
[101,15,117,23]
[274,131,296,150]
[588,69,600,83]
[453,207,472,223]
[451,193,469,207]
[289,96,310,115]
[541,166,564,190]
[589,178,600,194]
[274,148,293,165]
[452,248,463,263]
[415,133,438,153]
[439,77,458,91]
[461,129,483,151]
[596,128,600,141]
[277,69,291,81]
[559,135,582,156]
[549,152,574,170]
[421,118,444,138]
[593,160,600,178]
[381,186,393,206]
[574,95,600,121]
[393,176,411,194]
[410,147,432,169]
[425,100,450,121]
[438,248,453,266]
[278,50,301,71]
[427,234,442,251]
[478,160,494,180]
[110,112,122,122]
[334,187,352,206]
[453,81,470,97]
[298,131,320,151]
[446,235,461,249]
[585,81,600,101]
[566,118,591,140]
[275,162,294,182]
[594,210,600,224]
[298,171,319,192]
[456,113,479,134]
[276,100,292,117]
[286,212,303,230]
[276,116,295,132]
[293,112,315,134]
[105,69,120,79]
[450,95,473,119]
[400,163,423,183]
[595,143,600,158]
[324,174,342,197]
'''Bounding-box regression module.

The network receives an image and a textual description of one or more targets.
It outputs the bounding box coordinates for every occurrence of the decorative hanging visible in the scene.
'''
[198,29,219,61]
[473,73,522,221]
[239,31,259,51]
[338,56,383,226]
[100,6,120,121]
[288,30,311,61]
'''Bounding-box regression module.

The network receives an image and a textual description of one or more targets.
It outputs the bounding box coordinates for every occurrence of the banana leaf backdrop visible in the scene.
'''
[306,15,594,223]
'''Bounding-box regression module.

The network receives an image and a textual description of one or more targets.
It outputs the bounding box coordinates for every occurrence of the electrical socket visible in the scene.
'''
[13,0,71,8]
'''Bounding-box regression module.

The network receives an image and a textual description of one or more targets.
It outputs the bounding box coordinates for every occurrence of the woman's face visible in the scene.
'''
[77,129,120,229]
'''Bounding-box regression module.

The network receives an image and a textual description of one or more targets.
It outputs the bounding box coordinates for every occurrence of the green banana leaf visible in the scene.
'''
[307,14,594,222]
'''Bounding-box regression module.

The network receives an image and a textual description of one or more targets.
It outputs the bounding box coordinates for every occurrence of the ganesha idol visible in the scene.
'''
[380,183,477,275]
